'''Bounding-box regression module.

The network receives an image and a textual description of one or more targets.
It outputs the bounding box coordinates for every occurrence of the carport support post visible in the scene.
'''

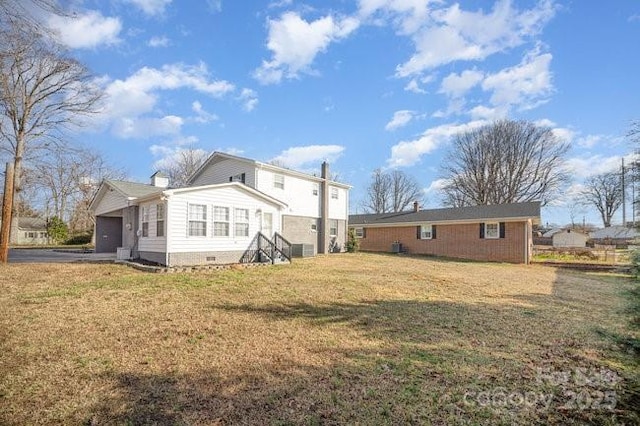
[1,162,15,263]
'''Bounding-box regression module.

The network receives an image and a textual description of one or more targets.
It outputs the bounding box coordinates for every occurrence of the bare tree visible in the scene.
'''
[0,22,102,242]
[441,120,570,207]
[156,147,210,187]
[362,168,423,213]
[579,172,623,228]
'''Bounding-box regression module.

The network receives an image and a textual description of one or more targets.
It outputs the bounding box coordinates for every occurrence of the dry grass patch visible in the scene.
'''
[0,254,637,425]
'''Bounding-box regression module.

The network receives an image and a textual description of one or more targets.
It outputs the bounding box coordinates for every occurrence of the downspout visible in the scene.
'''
[164,196,170,267]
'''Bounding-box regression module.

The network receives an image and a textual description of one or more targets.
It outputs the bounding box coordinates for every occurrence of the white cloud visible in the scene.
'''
[481,48,553,110]
[394,0,556,77]
[387,120,488,167]
[102,63,234,138]
[253,12,359,84]
[238,88,259,112]
[270,145,345,169]
[468,105,505,120]
[148,35,170,47]
[206,0,222,13]
[385,110,415,131]
[439,69,484,98]
[113,115,183,139]
[126,0,172,16]
[191,101,218,123]
[359,0,431,35]
[564,154,629,179]
[48,10,121,49]
[424,178,449,194]
[575,134,603,149]
[404,78,426,94]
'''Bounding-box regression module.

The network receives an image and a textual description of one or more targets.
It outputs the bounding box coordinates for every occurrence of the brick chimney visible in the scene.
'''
[413,201,419,212]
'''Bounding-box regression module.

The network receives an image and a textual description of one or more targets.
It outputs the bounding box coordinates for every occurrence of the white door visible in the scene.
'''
[262,212,273,238]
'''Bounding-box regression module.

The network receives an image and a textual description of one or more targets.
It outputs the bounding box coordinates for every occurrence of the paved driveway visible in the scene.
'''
[7,248,117,263]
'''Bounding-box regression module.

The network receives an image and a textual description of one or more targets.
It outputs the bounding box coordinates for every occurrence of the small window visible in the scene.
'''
[28,232,36,238]
[273,174,285,189]
[229,173,246,184]
[485,222,499,239]
[213,206,230,237]
[329,219,338,236]
[331,187,338,199]
[420,224,432,240]
[311,223,317,232]
[156,204,165,237]
[234,208,249,237]
[312,183,319,196]
[188,204,207,237]
[141,206,150,237]
[355,227,364,238]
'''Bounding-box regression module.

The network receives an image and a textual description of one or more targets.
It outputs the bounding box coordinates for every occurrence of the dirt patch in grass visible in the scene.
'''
[0,254,637,425]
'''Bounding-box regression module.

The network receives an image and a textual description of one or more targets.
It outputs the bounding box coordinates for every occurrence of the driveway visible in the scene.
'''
[7,248,117,263]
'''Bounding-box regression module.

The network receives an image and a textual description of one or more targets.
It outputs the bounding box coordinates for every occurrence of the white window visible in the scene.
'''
[188,204,207,237]
[331,187,338,199]
[156,204,165,237]
[329,219,338,236]
[355,227,364,238]
[213,206,230,237]
[312,183,319,196]
[141,206,150,237]
[273,174,285,189]
[234,208,249,237]
[485,222,499,239]
[420,224,433,240]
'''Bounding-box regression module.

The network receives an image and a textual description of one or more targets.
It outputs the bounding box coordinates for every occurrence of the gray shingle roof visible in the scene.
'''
[106,180,165,198]
[589,226,639,239]
[350,201,541,226]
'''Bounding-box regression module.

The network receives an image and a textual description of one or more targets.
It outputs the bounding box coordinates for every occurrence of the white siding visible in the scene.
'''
[327,184,348,220]
[255,168,320,217]
[94,190,129,216]
[137,199,167,253]
[190,158,256,187]
[166,186,283,253]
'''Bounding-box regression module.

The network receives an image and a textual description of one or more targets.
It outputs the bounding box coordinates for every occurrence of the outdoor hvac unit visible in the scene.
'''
[291,244,315,258]
[116,247,131,260]
[391,243,402,253]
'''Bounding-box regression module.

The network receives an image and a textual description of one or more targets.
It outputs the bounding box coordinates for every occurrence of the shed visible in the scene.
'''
[552,229,588,248]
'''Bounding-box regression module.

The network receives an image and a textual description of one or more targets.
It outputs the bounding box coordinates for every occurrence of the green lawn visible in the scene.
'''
[0,253,637,425]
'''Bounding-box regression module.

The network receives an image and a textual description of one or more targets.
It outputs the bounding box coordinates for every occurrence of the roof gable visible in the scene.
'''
[89,179,165,213]
[162,182,287,208]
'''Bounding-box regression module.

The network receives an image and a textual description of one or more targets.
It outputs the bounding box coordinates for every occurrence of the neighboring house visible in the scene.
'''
[7,217,48,245]
[552,229,588,248]
[90,154,351,266]
[349,202,540,264]
[590,226,640,246]
[590,226,639,241]
[187,152,351,255]
[542,228,562,238]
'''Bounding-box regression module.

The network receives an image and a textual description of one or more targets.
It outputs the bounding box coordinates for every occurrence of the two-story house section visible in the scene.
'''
[187,152,351,254]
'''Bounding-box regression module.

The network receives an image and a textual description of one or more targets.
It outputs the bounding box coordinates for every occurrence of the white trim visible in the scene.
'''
[420,224,433,240]
[353,216,535,228]
[484,222,499,239]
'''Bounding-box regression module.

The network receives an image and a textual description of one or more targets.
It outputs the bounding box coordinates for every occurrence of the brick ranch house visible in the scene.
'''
[349,201,541,264]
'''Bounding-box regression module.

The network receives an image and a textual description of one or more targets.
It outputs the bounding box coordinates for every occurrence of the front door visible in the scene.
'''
[262,212,273,238]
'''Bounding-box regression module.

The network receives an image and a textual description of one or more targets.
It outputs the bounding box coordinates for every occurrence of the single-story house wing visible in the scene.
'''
[91,175,290,266]
[350,201,541,264]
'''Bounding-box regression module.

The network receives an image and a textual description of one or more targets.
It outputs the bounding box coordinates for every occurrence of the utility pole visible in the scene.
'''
[1,162,15,263]
[622,158,626,227]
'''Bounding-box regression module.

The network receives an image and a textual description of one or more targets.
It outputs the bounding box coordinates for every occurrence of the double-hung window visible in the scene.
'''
[331,187,338,199]
[484,222,499,239]
[329,219,338,236]
[156,204,165,237]
[213,206,230,237]
[273,174,285,189]
[141,206,150,237]
[234,208,249,237]
[188,204,207,237]
[420,224,432,239]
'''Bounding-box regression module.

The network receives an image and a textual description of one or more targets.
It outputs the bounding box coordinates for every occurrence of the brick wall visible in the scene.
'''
[358,221,528,263]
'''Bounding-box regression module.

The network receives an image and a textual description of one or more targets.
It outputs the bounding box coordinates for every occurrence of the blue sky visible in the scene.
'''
[46,0,639,226]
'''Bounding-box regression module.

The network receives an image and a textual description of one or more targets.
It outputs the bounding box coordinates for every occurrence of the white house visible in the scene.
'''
[90,154,351,266]
[187,152,351,255]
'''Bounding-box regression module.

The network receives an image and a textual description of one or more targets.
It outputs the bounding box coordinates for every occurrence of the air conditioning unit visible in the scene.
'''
[116,247,131,260]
